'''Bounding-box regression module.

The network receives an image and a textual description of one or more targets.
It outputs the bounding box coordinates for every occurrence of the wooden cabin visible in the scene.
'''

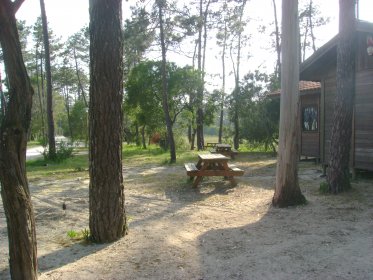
[300,20,373,172]
[269,81,321,159]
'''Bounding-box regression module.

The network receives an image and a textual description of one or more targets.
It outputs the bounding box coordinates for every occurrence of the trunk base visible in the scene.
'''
[272,189,306,208]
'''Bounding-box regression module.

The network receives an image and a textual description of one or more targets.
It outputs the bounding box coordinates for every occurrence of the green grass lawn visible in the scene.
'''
[26,140,274,181]
[26,143,204,180]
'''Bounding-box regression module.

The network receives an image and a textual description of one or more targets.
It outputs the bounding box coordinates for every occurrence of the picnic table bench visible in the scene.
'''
[184,154,244,187]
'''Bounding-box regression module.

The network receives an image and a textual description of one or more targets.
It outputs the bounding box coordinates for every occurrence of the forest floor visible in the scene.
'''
[1,152,373,279]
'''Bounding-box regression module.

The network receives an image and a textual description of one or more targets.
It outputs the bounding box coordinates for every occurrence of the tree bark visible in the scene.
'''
[89,0,127,242]
[327,0,356,193]
[0,1,38,278]
[273,0,306,207]
[40,0,56,159]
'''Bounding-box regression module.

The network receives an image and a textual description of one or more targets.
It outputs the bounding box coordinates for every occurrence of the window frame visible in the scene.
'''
[301,105,319,132]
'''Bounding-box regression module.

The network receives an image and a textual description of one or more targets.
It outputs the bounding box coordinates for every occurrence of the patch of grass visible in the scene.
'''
[67,228,91,243]
[67,230,78,239]
[319,181,329,194]
[27,154,89,180]
[27,140,43,148]
[122,144,202,166]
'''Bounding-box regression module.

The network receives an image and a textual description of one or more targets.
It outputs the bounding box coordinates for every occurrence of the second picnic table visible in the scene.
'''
[184,153,244,187]
[211,143,238,159]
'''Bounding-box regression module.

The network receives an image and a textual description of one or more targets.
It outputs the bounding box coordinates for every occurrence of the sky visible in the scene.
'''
[12,0,373,91]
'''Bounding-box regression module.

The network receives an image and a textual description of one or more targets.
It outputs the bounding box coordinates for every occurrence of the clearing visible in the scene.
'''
[1,152,372,279]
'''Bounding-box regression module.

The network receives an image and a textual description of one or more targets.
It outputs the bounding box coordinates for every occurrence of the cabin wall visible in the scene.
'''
[322,75,337,164]
[357,32,373,71]
[354,70,373,170]
[321,71,373,171]
[302,26,373,172]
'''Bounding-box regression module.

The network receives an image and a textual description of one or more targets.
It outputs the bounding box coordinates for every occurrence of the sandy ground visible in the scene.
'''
[1,153,373,279]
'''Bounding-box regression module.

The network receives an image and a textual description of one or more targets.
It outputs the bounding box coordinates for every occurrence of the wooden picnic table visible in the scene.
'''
[212,144,238,159]
[184,154,244,187]
[204,142,218,149]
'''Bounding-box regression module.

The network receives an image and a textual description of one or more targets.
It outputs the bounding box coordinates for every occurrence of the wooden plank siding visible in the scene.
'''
[356,32,373,71]
[354,70,373,170]
[322,76,337,164]
[300,22,373,172]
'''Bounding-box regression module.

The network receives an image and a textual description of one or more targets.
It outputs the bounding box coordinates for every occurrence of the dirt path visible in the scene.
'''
[1,153,373,279]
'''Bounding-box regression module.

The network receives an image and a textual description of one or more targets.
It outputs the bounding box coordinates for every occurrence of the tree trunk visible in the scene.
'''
[135,123,140,146]
[302,18,309,62]
[141,125,146,149]
[326,0,356,193]
[308,0,317,52]
[190,128,196,150]
[89,0,127,243]
[218,21,227,144]
[73,47,88,107]
[232,0,247,150]
[40,0,56,159]
[196,0,204,150]
[187,125,192,144]
[273,0,306,208]
[157,0,177,163]
[0,69,6,116]
[35,51,46,143]
[272,0,281,81]
[0,1,38,279]
[64,88,74,141]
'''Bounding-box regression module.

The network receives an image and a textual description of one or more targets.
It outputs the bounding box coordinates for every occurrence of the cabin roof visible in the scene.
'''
[300,20,373,81]
[268,80,321,97]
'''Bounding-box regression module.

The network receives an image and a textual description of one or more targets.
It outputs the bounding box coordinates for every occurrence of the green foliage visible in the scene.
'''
[123,8,155,75]
[69,100,88,141]
[231,70,280,153]
[43,141,74,162]
[319,181,329,194]
[67,230,78,239]
[124,61,202,147]
[67,228,91,242]
[81,228,91,242]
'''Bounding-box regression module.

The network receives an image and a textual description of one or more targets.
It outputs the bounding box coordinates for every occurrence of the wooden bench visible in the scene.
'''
[231,149,239,159]
[184,163,199,178]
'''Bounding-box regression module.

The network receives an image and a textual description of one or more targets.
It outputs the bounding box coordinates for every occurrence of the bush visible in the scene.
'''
[43,141,74,162]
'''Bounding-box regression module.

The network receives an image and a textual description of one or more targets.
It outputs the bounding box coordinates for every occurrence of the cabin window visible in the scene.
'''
[302,106,318,131]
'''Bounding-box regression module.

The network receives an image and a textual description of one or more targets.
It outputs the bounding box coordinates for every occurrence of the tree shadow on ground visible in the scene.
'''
[0,239,109,279]
[128,151,280,232]
[197,188,373,280]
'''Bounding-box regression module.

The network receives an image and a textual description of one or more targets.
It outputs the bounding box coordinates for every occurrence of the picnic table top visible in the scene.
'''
[198,153,229,161]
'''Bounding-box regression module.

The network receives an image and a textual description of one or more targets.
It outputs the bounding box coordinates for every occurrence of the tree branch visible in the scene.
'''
[12,0,25,13]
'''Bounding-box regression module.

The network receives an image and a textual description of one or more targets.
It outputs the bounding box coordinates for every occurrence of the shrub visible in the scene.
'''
[43,141,74,162]
[319,181,329,194]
